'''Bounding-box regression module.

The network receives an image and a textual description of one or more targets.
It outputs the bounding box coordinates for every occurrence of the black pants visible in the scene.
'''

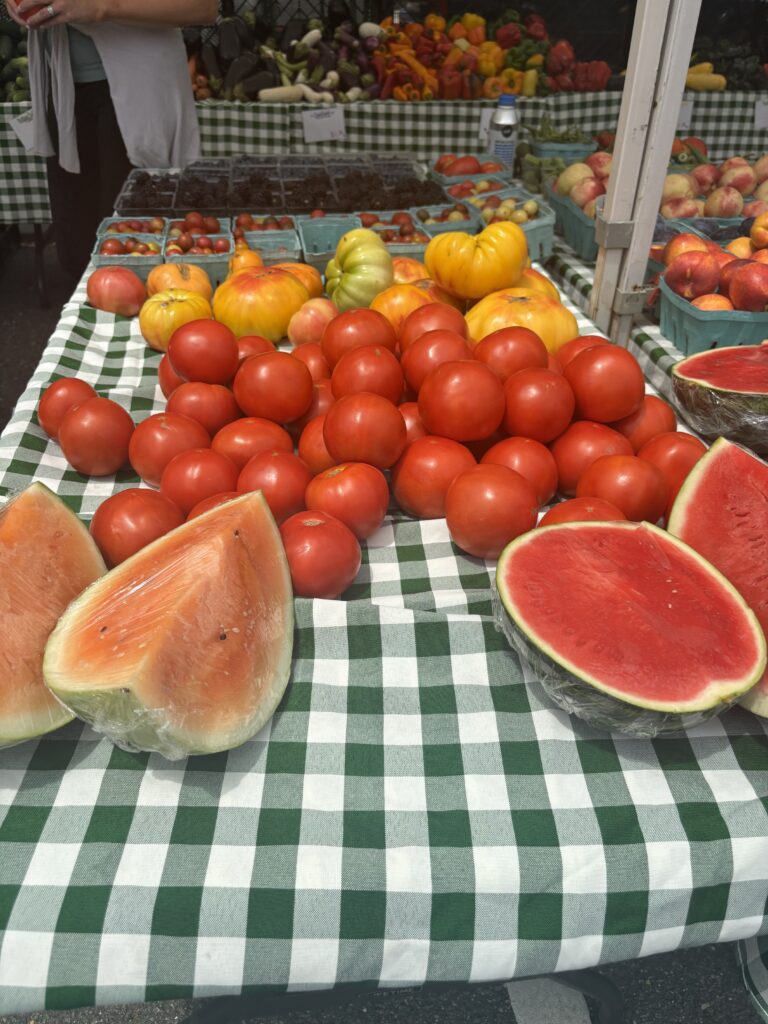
[46,79,133,279]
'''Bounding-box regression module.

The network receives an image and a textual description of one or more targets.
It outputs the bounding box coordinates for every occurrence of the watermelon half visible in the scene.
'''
[495,520,765,736]
[1,483,106,748]
[668,437,768,718]
[671,342,768,455]
[43,490,294,760]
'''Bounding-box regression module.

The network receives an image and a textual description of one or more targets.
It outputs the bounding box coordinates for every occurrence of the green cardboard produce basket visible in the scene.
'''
[658,278,768,355]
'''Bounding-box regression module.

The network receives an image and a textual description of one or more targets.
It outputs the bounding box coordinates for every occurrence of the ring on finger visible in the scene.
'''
[45,4,56,17]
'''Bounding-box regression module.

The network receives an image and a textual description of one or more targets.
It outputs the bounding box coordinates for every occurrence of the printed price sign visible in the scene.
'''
[301,106,346,144]
[755,96,768,130]
[10,108,35,150]
[478,107,493,143]
[676,99,693,132]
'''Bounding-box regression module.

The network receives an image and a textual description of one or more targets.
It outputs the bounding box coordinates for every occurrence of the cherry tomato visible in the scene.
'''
[548,421,633,497]
[287,379,335,441]
[237,451,312,524]
[399,302,468,355]
[128,412,211,487]
[401,330,472,394]
[331,344,404,404]
[167,320,239,385]
[59,397,135,477]
[237,335,274,364]
[280,511,362,599]
[481,437,558,505]
[160,448,239,516]
[233,351,313,423]
[291,342,331,381]
[158,354,184,398]
[187,491,241,520]
[610,397,678,453]
[418,360,505,442]
[166,382,241,437]
[211,417,294,471]
[563,346,645,423]
[37,378,97,440]
[391,436,476,519]
[89,488,184,567]
[298,414,337,475]
[323,393,406,469]
[538,497,627,527]
[321,309,397,368]
[305,462,390,539]
[637,431,707,515]
[398,401,428,446]
[472,327,548,382]
[502,368,575,443]
[445,464,538,559]
[576,454,669,523]
[555,334,608,371]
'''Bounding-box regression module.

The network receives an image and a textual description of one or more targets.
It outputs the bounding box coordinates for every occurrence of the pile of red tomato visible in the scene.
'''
[37,298,707,600]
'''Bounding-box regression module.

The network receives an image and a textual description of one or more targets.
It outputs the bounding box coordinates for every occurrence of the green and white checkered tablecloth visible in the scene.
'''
[1,266,768,1016]
[0,102,51,225]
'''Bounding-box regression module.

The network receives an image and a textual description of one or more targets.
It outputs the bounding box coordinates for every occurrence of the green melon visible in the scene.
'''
[668,437,768,718]
[43,490,294,760]
[1,483,106,748]
[495,520,765,736]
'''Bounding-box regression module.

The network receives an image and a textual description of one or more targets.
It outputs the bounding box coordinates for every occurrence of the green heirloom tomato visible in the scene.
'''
[325,229,394,312]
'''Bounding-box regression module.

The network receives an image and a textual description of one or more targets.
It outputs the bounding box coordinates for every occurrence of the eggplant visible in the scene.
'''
[223,52,261,96]
[234,71,275,101]
[182,26,202,55]
[280,17,307,52]
[200,42,222,82]
[218,0,246,64]
[317,41,337,73]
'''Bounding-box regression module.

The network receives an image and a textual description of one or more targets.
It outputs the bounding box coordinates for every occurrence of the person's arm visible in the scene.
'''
[14,0,217,29]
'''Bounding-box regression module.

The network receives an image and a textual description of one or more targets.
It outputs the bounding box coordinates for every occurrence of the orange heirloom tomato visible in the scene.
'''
[146,262,213,301]
[138,289,213,353]
[213,267,310,342]
[227,249,264,277]
[392,256,428,284]
[424,222,528,301]
[465,289,579,354]
[370,283,434,336]
[514,267,561,302]
[272,262,323,299]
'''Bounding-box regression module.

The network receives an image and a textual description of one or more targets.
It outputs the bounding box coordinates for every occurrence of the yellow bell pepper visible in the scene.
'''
[522,68,538,97]
[424,14,446,33]
[479,41,504,71]
[525,53,545,68]
[502,68,524,93]
[460,13,486,31]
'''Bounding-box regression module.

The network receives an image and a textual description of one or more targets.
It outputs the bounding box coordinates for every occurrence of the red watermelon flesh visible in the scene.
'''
[667,437,768,717]
[1,483,106,748]
[673,343,768,394]
[43,490,293,760]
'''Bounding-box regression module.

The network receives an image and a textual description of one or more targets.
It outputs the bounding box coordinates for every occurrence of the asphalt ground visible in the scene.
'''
[0,232,762,1024]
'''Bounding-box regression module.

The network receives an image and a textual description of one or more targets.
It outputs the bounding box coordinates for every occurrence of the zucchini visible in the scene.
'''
[257,84,304,102]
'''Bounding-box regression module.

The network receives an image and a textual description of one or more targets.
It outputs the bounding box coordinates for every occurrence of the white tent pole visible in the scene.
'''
[589,0,703,344]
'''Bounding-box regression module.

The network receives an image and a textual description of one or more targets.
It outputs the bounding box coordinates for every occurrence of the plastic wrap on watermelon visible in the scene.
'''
[42,490,294,761]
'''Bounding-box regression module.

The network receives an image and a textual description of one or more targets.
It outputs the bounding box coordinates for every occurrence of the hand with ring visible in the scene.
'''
[13,0,105,27]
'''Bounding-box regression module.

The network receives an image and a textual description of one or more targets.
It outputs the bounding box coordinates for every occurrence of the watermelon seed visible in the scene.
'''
[99,626,108,633]
[219,632,227,640]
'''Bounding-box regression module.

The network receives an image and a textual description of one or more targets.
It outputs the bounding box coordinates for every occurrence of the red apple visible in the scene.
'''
[729,261,768,311]
[662,233,709,266]
[664,250,720,299]
[719,258,754,299]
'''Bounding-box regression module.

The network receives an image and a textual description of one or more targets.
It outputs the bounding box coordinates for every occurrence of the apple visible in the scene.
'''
[510,210,529,224]
[660,197,700,219]
[556,162,593,196]
[359,213,379,228]
[585,151,613,180]
[729,261,768,311]
[447,210,468,221]
[691,294,733,310]
[719,164,758,196]
[177,233,194,252]
[704,186,744,218]
[724,236,753,259]
[523,200,539,217]
[661,173,696,203]
[480,161,504,173]
[753,155,768,184]
[661,233,709,266]
[745,200,768,219]
[752,249,768,265]
[570,176,605,208]
[663,250,720,298]
[278,217,294,230]
[99,239,124,255]
[148,217,165,234]
[711,249,738,272]
[691,163,721,195]
[434,154,457,173]
[186,212,204,228]
[235,213,255,229]
[750,212,768,249]
[719,258,754,298]
[165,244,183,255]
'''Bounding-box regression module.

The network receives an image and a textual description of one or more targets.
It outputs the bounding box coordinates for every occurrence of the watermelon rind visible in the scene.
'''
[671,345,768,456]
[43,490,294,761]
[494,521,766,737]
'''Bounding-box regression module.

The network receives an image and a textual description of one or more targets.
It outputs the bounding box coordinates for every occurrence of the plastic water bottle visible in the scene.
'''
[489,94,519,170]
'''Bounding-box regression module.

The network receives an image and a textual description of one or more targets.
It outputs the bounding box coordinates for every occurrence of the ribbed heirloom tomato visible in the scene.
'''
[128,412,211,487]
[279,511,362,599]
[391,436,476,519]
[89,488,184,567]
[418,360,505,441]
[305,462,390,540]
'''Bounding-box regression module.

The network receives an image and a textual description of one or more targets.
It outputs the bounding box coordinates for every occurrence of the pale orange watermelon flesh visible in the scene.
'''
[496,521,765,712]
[674,344,768,393]
[668,438,768,717]
[43,490,293,760]
[0,483,106,748]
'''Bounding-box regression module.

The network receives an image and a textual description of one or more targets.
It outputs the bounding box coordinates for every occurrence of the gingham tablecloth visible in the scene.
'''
[1,267,768,1016]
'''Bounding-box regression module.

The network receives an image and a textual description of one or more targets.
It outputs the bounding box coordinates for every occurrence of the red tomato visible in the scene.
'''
[59,397,135,477]
[89,488,184,567]
[398,401,428,445]
[166,382,241,437]
[286,379,335,441]
[167,320,239,385]
[611,396,677,453]
[187,491,241,520]
[401,330,472,394]
[158,354,184,398]
[237,335,274,364]
[291,342,331,381]
[37,377,97,440]
[538,496,627,527]
[160,449,239,516]
[547,353,562,375]
[233,351,313,423]
[473,327,548,382]
[331,344,404,404]
[211,417,294,471]
[280,511,362,598]
[548,421,633,497]
[637,431,707,515]
[418,361,505,442]
[305,462,390,539]
[502,369,575,443]
[298,414,337,475]
[576,454,669,522]
[555,334,608,370]
[128,412,210,487]
[481,437,558,505]
[445,464,538,559]
[391,436,476,519]
[321,308,397,368]
[86,266,146,316]
[323,393,406,469]
[563,346,645,423]
[237,451,312,524]
[398,302,468,355]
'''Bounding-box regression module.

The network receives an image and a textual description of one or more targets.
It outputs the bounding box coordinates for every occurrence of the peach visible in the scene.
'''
[719,164,758,197]
[720,156,750,174]
[662,173,696,202]
[690,294,734,310]
[750,212,768,249]
[753,249,768,266]
[755,181,768,203]
[712,249,738,272]
[704,186,744,218]
[753,155,768,184]
[744,200,768,219]
[585,151,613,180]
[691,163,721,195]
[719,258,754,298]
[583,198,598,218]
[724,236,754,259]
[556,162,593,196]
[287,297,337,347]
[660,197,700,219]
[663,250,720,299]
[662,233,709,266]
[729,261,768,311]
[570,176,605,208]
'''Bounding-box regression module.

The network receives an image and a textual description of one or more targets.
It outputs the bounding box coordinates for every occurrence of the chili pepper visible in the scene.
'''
[444,46,464,67]
[398,50,439,93]
[380,69,398,99]
[404,22,422,41]
[372,51,386,81]
[495,23,521,49]
[393,85,409,100]
[460,69,472,99]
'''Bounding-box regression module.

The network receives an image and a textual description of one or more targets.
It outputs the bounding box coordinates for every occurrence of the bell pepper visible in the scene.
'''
[502,68,524,94]
[478,54,499,78]
[522,68,538,97]
[467,25,486,45]
[424,14,445,33]
[525,19,548,41]
[448,23,467,41]
[404,22,422,41]
[461,13,486,32]
[438,66,463,99]
[546,40,575,75]
[555,71,574,91]
[443,46,464,68]
[526,53,544,68]
[482,75,505,100]
[479,42,504,70]
[495,22,521,49]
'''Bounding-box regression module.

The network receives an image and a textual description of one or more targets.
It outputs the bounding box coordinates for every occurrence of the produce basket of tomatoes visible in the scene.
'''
[430,153,512,186]
[409,202,483,236]
[469,186,556,261]
[243,229,302,265]
[92,234,163,280]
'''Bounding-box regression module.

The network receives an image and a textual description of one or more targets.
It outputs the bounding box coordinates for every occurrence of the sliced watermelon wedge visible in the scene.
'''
[495,520,766,736]
[43,490,294,760]
[668,437,768,718]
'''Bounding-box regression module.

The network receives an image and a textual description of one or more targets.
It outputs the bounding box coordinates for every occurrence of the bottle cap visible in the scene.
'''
[499,94,517,107]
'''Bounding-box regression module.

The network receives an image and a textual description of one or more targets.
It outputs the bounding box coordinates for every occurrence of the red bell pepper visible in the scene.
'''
[555,71,574,91]
[547,40,575,75]
[525,15,548,41]
[438,66,463,100]
[495,23,521,49]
